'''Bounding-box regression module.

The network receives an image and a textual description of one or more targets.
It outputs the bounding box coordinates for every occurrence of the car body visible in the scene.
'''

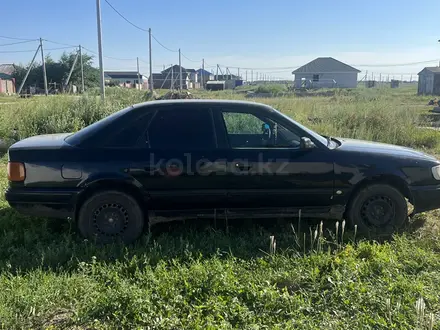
[5,99,440,243]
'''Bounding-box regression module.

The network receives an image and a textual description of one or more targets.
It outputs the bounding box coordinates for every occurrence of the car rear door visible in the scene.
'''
[127,104,228,210]
[211,105,335,212]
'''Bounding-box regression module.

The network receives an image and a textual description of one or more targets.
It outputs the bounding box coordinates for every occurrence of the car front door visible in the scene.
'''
[212,105,335,213]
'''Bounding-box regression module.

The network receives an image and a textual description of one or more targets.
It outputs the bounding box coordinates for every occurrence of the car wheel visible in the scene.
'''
[347,184,408,237]
[78,191,144,244]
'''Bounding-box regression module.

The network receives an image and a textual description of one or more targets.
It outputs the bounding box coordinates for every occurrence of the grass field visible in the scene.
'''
[1,86,440,329]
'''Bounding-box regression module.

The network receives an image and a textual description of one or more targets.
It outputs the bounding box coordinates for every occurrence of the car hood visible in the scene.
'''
[9,133,72,150]
[337,138,438,162]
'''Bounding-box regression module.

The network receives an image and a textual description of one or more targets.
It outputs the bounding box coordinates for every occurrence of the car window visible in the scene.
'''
[147,108,215,149]
[223,112,264,134]
[221,111,300,148]
[105,112,154,148]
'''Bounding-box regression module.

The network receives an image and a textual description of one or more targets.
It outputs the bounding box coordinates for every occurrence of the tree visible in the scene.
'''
[13,51,100,93]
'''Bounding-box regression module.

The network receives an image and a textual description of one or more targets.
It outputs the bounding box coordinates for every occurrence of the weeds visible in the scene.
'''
[0,87,439,328]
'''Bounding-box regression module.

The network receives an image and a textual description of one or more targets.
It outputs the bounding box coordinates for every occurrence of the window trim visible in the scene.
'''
[143,105,218,150]
[217,107,304,150]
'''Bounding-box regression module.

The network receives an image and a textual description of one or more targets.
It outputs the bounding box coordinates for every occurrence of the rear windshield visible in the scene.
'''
[64,106,133,146]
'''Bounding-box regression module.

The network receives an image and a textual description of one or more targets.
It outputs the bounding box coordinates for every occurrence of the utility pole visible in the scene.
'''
[401,74,403,82]
[171,65,174,90]
[245,70,248,82]
[201,58,205,88]
[79,45,85,93]
[238,68,240,78]
[149,28,153,91]
[17,45,41,95]
[63,50,80,91]
[216,64,219,80]
[179,48,182,90]
[251,70,253,82]
[96,0,105,100]
[39,38,48,96]
[137,57,141,90]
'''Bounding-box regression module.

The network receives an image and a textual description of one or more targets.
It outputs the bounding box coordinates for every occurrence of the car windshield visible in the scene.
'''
[65,106,133,146]
[272,107,329,147]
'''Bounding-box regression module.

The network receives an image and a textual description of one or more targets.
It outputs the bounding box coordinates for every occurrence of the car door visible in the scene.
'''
[126,104,229,210]
[211,105,335,211]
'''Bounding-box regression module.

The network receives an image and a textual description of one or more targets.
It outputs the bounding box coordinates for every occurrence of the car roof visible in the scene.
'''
[130,99,273,110]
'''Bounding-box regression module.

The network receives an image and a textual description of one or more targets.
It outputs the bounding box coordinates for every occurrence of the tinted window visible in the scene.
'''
[65,106,133,146]
[221,111,300,148]
[148,108,215,149]
[106,112,154,147]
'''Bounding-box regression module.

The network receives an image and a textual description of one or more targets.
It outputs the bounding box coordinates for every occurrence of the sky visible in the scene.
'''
[1,0,440,80]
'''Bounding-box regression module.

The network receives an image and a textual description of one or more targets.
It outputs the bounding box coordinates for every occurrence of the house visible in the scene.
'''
[104,71,148,89]
[196,69,214,87]
[0,64,16,94]
[292,57,361,89]
[417,67,440,95]
[151,65,193,89]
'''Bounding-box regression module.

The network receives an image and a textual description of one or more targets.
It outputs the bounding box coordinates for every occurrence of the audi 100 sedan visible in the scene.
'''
[5,100,440,243]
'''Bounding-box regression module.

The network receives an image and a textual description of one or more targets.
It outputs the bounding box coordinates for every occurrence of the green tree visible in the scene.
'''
[13,51,100,92]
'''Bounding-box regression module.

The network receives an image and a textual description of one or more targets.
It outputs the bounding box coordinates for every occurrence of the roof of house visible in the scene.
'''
[104,71,144,79]
[292,57,361,74]
[162,65,193,76]
[215,74,240,80]
[196,69,212,75]
[418,67,440,75]
[0,64,15,76]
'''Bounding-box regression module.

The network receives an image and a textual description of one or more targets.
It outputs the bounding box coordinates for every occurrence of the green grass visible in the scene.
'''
[0,86,440,328]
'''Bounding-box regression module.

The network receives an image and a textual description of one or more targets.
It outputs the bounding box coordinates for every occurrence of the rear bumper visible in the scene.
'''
[5,188,80,219]
[410,184,440,213]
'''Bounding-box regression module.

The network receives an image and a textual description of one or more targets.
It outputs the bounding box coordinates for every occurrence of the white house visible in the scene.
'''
[292,57,360,89]
[104,71,148,89]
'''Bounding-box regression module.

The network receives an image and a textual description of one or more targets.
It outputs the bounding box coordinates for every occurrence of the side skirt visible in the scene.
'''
[148,205,345,225]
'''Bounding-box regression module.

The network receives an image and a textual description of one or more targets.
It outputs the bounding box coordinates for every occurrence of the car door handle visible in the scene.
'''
[235,162,252,171]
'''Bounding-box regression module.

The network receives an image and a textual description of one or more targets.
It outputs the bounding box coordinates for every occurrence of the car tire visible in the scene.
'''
[78,190,144,244]
[346,184,408,237]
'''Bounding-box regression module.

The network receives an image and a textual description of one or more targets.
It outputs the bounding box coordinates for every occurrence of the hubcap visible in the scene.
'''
[93,203,129,236]
[360,195,395,227]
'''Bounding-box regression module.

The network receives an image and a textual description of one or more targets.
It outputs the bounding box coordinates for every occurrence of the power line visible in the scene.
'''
[0,40,37,47]
[43,39,78,48]
[103,0,148,32]
[152,34,178,52]
[0,35,36,41]
[81,46,136,61]
[181,52,200,63]
[0,46,74,53]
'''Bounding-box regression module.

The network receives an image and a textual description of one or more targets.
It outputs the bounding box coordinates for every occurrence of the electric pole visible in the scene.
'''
[17,45,41,95]
[201,58,205,88]
[251,70,253,83]
[39,38,48,96]
[245,70,248,82]
[96,0,105,100]
[179,49,183,90]
[149,28,153,91]
[137,57,140,90]
[79,45,85,93]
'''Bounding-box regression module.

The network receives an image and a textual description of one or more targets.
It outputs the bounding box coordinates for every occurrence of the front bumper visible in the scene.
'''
[5,188,80,219]
[410,184,440,213]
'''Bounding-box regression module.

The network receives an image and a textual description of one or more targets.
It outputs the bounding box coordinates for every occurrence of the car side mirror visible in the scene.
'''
[300,137,315,149]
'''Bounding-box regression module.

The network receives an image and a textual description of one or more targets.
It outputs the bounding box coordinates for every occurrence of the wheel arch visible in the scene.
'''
[346,174,413,212]
[74,179,148,223]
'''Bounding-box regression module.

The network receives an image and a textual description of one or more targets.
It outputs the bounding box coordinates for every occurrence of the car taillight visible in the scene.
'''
[7,162,25,182]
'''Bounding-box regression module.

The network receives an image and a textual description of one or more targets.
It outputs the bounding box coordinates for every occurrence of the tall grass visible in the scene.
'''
[0,87,439,328]
[1,86,438,152]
